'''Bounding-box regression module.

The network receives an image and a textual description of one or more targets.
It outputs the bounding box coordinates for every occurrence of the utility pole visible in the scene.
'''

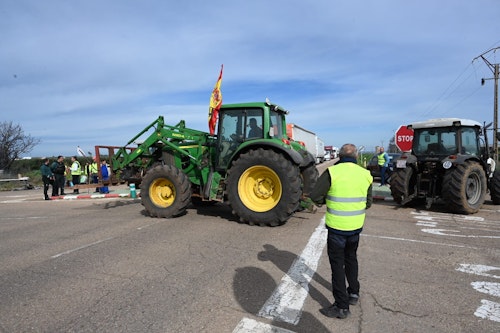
[473,47,499,163]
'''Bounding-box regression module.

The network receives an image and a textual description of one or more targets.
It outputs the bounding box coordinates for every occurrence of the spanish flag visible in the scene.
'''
[208,65,223,135]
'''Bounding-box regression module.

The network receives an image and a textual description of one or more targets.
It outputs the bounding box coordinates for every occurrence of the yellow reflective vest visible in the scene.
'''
[377,152,387,166]
[325,163,373,231]
[89,162,98,174]
[71,161,82,176]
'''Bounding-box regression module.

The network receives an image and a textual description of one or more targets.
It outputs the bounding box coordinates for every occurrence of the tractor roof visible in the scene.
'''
[221,100,289,114]
[407,118,482,129]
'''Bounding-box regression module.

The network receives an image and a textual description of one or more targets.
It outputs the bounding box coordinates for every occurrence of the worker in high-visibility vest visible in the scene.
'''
[377,146,389,186]
[70,156,82,194]
[310,143,373,319]
[89,157,99,192]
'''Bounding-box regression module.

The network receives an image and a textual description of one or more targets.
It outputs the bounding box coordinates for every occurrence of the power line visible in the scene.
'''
[420,62,474,119]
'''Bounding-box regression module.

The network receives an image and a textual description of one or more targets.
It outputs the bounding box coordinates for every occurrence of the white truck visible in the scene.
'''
[286,123,326,164]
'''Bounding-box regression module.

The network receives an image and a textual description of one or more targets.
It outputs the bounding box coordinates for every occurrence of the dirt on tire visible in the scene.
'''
[442,162,486,214]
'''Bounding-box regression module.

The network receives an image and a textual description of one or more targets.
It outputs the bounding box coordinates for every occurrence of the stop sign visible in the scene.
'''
[395,125,414,152]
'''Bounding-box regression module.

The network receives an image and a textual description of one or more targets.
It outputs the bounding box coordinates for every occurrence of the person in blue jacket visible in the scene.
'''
[100,160,110,194]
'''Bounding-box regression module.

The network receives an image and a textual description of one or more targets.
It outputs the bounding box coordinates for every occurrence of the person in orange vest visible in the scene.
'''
[310,143,373,319]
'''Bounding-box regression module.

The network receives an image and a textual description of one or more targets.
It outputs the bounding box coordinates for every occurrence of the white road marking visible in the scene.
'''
[137,221,163,230]
[456,264,500,279]
[411,211,485,222]
[257,218,327,325]
[456,264,500,322]
[471,281,500,297]
[362,234,479,249]
[0,216,47,220]
[232,317,295,333]
[416,221,437,227]
[51,237,115,258]
[422,228,500,238]
[474,300,500,323]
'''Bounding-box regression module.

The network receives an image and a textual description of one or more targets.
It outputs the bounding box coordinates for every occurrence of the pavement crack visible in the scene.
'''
[367,292,428,318]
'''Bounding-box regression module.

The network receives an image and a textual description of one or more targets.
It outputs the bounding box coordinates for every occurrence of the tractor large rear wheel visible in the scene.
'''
[301,163,318,196]
[491,170,500,205]
[390,167,417,205]
[141,165,192,218]
[442,162,486,214]
[226,148,301,226]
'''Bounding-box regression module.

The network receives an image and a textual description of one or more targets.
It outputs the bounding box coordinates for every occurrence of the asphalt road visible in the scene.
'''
[1,169,499,333]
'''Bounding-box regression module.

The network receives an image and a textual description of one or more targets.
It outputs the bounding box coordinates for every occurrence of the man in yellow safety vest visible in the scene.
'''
[89,157,99,192]
[70,156,82,194]
[377,146,389,186]
[310,143,373,319]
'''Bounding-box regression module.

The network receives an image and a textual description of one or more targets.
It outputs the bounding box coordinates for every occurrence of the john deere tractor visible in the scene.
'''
[104,100,318,226]
[390,118,500,214]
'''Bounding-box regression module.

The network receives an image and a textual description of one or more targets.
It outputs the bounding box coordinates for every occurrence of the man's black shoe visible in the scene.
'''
[319,304,350,319]
[349,293,359,305]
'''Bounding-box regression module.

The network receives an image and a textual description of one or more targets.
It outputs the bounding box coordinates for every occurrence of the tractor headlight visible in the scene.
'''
[442,161,452,169]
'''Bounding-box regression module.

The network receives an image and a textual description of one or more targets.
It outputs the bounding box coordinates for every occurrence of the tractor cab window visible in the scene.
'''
[246,109,263,139]
[216,108,264,168]
[217,109,243,168]
[413,128,457,155]
[460,127,479,155]
[269,110,284,139]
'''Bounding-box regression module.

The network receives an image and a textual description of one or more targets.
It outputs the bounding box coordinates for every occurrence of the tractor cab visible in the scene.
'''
[215,102,287,170]
[409,119,482,159]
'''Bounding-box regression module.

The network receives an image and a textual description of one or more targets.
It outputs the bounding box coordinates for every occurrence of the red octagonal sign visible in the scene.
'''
[395,125,414,152]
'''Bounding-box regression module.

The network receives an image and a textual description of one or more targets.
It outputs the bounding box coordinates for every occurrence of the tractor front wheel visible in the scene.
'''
[141,165,192,218]
[442,162,486,214]
[226,148,301,226]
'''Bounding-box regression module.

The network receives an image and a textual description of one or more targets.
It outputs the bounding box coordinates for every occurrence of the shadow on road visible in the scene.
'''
[232,244,332,332]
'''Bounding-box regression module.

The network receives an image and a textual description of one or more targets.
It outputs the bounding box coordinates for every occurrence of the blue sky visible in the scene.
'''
[1,0,500,157]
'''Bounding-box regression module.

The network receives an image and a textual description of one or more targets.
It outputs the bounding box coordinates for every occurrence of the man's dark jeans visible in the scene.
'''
[53,174,65,195]
[379,165,388,185]
[327,230,360,309]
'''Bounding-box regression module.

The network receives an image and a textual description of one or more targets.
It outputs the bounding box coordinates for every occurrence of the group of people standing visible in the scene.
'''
[40,156,110,200]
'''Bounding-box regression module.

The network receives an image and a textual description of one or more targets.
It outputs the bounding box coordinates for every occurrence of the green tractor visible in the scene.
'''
[390,118,500,214]
[105,100,318,226]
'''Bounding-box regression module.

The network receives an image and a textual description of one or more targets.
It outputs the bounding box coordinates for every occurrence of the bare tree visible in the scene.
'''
[388,135,398,153]
[0,121,41,170]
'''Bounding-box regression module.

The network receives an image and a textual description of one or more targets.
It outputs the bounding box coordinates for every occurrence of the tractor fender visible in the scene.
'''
[233,141,306,166]
[445,155,488,172]
[393,153,417,171]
